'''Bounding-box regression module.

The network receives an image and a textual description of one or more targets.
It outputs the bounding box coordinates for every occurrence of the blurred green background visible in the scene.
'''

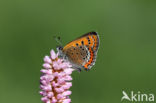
[0,0,156,103]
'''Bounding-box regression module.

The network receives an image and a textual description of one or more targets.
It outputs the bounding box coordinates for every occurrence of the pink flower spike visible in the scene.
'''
[55,87,64,93]
[44,56,52,64]
[50,50,57,60]
[57,59,62,64]
[40,69,48,73]
[52,81,59,87]
[64,69,74,75]
[47,69,53,75]
[59,63,68,69]
[42,85,52,91]
[53,72,59,77]
[40,49,73,103]
[62,91,72,96]
[57,94,64,99]
[58,72,66,77]
[43,63,52,69]
[46,75,54,81]
[40,69,52,75]
[64,75,72,81]
[39,91,46,96]
[41,96,48,102]
[52,97,57,103]
[63,62,72,68]
[46,100,51,103]
[63,99,71,103]
[53,61,60,70]
[40,80,47,85]
[57,78,65,84]
[62,82,72,90]
[47,92,53,98]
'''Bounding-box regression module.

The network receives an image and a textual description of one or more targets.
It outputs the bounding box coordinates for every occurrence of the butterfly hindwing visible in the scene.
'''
[64,45,89,69]
[62,32,99,71]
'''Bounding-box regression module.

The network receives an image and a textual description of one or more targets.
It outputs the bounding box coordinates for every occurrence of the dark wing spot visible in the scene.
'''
[76,53,78,55]
[88,39,91,44]
[82,48,84,50]
[81,41,84,45]
[73,48,76,50]
[83,58,85,60]
[76,43,79,46]
[80,46,82,48]
[87,37,89,40]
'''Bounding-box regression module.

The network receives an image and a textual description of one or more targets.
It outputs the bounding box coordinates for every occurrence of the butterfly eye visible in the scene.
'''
[57,46,63,50]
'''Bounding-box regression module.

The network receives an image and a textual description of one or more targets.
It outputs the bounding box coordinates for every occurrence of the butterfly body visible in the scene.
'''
[57,32,99,71]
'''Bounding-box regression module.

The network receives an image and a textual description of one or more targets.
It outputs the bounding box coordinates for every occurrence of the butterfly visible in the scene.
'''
[57,32,99,71]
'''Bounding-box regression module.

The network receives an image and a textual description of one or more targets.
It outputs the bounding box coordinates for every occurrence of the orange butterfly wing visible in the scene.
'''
[63,32,99,70]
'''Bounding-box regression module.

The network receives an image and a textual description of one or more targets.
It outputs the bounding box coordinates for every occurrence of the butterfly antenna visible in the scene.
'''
[53,36,63,46]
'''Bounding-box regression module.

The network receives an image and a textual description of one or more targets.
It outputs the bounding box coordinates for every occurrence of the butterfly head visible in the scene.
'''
[57,46,68,60]
[57,46,63,56]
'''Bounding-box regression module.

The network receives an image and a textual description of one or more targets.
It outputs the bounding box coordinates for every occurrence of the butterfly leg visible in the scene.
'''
[73,67,81,72]
[77,68,82,72]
